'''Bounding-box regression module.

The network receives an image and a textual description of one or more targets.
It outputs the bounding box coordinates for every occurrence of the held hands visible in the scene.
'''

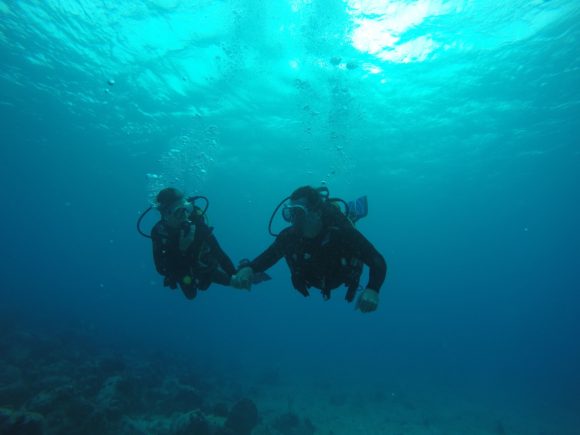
[356,288,379,313]
[230,266,254,291]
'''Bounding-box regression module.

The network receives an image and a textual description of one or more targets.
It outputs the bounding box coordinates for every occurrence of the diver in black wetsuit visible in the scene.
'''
[232,186,387,313]
[146,187,237,300]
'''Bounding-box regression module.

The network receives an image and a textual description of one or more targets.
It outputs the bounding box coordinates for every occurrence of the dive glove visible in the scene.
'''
[356,288,379,313]
[231,266,253,290]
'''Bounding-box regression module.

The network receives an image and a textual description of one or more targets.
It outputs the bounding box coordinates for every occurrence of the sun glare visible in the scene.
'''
[346,0,452,63]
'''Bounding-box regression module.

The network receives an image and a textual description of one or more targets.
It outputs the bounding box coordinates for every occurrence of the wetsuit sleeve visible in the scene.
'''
[248,231,289,273]
[343,227,387,292]
[151,224,170,277]
[205,233,236,276]
[210,268,233,286]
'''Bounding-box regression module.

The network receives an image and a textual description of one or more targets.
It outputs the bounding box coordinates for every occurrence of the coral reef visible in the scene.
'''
[271,412,316,435]
[225,398,259,435]
[0,328,273,435]
[0,407,45,435]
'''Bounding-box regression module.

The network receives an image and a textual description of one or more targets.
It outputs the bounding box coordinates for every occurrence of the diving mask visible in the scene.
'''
[282,201,308,224]
[282,199,322,237]
[159,200,194,223]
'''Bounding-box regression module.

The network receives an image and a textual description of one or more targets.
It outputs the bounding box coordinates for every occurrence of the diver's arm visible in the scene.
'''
[151,225,169,276]
[248,232,288,273]
[152,244,168,276]
[230,230,289,290]
[205,233,236,276]
[152,224,178,288]
[345,228,387,292]
[211,268,234,286]
[366,250,387,292]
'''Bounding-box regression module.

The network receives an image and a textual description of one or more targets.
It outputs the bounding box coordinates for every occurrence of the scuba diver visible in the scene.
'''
[232,186,387,313]
[137,187,266,299]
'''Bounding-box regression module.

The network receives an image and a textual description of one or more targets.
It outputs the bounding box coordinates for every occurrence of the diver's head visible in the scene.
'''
[156,187,193,228]
[282,186,325,238]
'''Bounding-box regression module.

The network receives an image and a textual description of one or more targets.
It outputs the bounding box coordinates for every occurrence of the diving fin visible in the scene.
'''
[347,195,368,224]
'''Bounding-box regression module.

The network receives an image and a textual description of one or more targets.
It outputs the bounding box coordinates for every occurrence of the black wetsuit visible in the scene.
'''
[151,214,235,299]
[249,207,387,301]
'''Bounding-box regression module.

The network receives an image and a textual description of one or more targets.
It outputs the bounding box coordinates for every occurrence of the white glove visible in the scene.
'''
[356,288,379,313]
[231,267,254,290]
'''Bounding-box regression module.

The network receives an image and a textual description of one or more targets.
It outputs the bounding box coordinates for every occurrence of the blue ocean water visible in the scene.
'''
[1,0,579,433]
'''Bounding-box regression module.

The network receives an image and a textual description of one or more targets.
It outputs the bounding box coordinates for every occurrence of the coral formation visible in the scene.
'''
[0,329,275,435]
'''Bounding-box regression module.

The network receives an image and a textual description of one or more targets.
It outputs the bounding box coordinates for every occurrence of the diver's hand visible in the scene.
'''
[231,267,253,290]
[356,288,379,313]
